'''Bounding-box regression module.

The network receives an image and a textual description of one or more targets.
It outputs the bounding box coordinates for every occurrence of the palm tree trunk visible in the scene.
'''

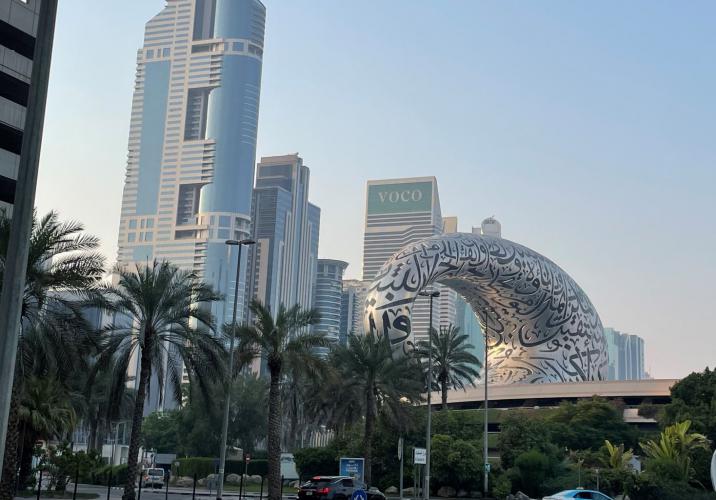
[267,370,282,500]
[122,351,151,500]
[88,418,99,452]
[363,388,376,487]
[0,364,22,500]
[441,381,448,411]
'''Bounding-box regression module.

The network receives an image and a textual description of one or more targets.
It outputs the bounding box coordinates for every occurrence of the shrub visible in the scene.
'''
[294,448,338,480]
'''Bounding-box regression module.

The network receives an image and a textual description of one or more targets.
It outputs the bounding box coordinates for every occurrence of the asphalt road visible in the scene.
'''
[16,484,298,500]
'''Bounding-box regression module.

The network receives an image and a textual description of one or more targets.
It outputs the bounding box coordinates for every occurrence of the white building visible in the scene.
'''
[361,177,453,344]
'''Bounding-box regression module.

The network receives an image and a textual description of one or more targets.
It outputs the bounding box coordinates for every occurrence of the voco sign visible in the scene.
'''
[378,189,424,204]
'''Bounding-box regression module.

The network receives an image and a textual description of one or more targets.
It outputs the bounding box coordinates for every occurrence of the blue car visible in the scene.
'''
[543,490,613,500]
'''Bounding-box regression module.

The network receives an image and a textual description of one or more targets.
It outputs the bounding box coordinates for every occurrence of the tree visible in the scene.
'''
[327,331,423,486]
[229,374,268,454]
[513,449,550,498]
[237,300,326,500]
[141,411,180,453]
[601,440,634,471]
[430,434,482,492]
[95,260,225,500]
[641,420,710,482]
[415,324,481,410]
[0,211,105,500]
[548,397,638,451]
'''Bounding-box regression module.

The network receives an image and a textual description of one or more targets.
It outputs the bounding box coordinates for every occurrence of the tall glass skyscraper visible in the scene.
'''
[314,259,348,346]
[116,0,265,409]
[246,154,320,319]
[603,327,647,381]
[117,0,265,323]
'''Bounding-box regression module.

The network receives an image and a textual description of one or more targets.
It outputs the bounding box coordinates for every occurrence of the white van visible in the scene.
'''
[280,453,299,480]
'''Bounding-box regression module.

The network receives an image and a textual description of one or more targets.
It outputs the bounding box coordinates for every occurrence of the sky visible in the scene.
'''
[35,1,715,379]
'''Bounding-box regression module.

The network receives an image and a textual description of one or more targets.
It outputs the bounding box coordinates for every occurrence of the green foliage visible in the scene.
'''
[548,397,638,451]
[87,465,129,486]
[294,448,339,479]
[512,449,550,498]
[415,324,481,408]
[430,434,482,492]
[497,410,562,470]
[491,473,512,499]
[34,443,103,491]
[640,420,710,482]
[432,410,483,443]
[141,411,181,453]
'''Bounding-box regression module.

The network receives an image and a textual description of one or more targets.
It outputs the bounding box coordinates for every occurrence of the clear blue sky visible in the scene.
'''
[36,1,715,379]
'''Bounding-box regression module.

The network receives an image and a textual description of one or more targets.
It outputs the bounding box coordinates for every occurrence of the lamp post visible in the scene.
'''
[217,239,255,500]
[483,308,491,497]
[418,289,440,500]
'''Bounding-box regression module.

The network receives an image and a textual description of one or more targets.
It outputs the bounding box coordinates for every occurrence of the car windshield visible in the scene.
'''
[148,469,164,476]
[303,479,332,488]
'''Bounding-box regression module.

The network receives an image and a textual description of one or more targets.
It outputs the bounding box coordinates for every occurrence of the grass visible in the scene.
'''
[16,492,98,499]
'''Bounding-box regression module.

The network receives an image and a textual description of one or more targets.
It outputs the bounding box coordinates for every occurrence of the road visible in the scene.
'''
[16,483,298,500]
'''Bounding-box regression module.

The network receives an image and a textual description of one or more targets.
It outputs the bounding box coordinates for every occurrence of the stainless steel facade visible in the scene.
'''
[364,233,608,384]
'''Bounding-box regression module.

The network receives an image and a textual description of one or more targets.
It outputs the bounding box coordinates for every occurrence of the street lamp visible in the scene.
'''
[418,289,440,500]
[217,238,255,500]
[483,308,492,497]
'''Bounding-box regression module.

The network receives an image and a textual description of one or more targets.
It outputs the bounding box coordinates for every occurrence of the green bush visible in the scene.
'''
[88,465,128,486]
[294,448,338,480]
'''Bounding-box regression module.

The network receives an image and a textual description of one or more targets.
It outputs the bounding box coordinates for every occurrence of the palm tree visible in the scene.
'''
[0,211,105,500]
[329,331,423,486]
[237,300,326,500]
[94,260,225,500]
[641,420,710,482]
[601,440,634,471]
[415,324,481,410]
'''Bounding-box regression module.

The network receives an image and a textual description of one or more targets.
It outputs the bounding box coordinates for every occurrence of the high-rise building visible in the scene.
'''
[314,259,348,348]
[247,154,320,319]
[362,177,448,344]
[115,0,266,410]
[603,327,646,381]
[0,0,43,214]
[116,0,265,322]
[340,279,369,344]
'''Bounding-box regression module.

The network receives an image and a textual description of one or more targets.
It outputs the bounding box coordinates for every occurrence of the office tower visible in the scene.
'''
[443,216,458,234]
[247,154,320,319]
[340,279,369,344]
[314,259,348,348]
[0,0,43,214]
[362,177,446,344]
[117,0,265,319]
[115,0,265,410]
[603,327,646,381]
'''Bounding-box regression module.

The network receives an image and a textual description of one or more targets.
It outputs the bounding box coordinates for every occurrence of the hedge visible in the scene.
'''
[175,458,268,479]
[87,465,129,486]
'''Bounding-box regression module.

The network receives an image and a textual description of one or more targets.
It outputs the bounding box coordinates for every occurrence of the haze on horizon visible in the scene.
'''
[34,1,715,379]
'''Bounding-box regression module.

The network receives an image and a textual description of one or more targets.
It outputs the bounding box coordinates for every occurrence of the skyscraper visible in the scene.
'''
[116,0,265,324]
[314,259,348,348]
[362,177,446,344]
[0,0,43,214]
[340,278,369,343]
[603,327,646,381]
[116,0,265,409]
[246,154,320,319]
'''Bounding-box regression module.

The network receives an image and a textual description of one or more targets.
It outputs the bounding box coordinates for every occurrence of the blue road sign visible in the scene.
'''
[352,489,367,500]
[339,457,365,484]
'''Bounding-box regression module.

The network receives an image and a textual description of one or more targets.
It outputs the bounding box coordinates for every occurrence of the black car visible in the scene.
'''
[297,476,385,500]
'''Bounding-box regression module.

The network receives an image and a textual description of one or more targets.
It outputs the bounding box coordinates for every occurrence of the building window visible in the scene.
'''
[218,229,230,239]
[128,220,137,229]
[162,48,171,57]
[219,215,231,227]
[140,219,146,229]
[145,232,153,242]
[128,233,136,242]
[146,219,154,228]
[146,49,154,59]
[233,42,244,51]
